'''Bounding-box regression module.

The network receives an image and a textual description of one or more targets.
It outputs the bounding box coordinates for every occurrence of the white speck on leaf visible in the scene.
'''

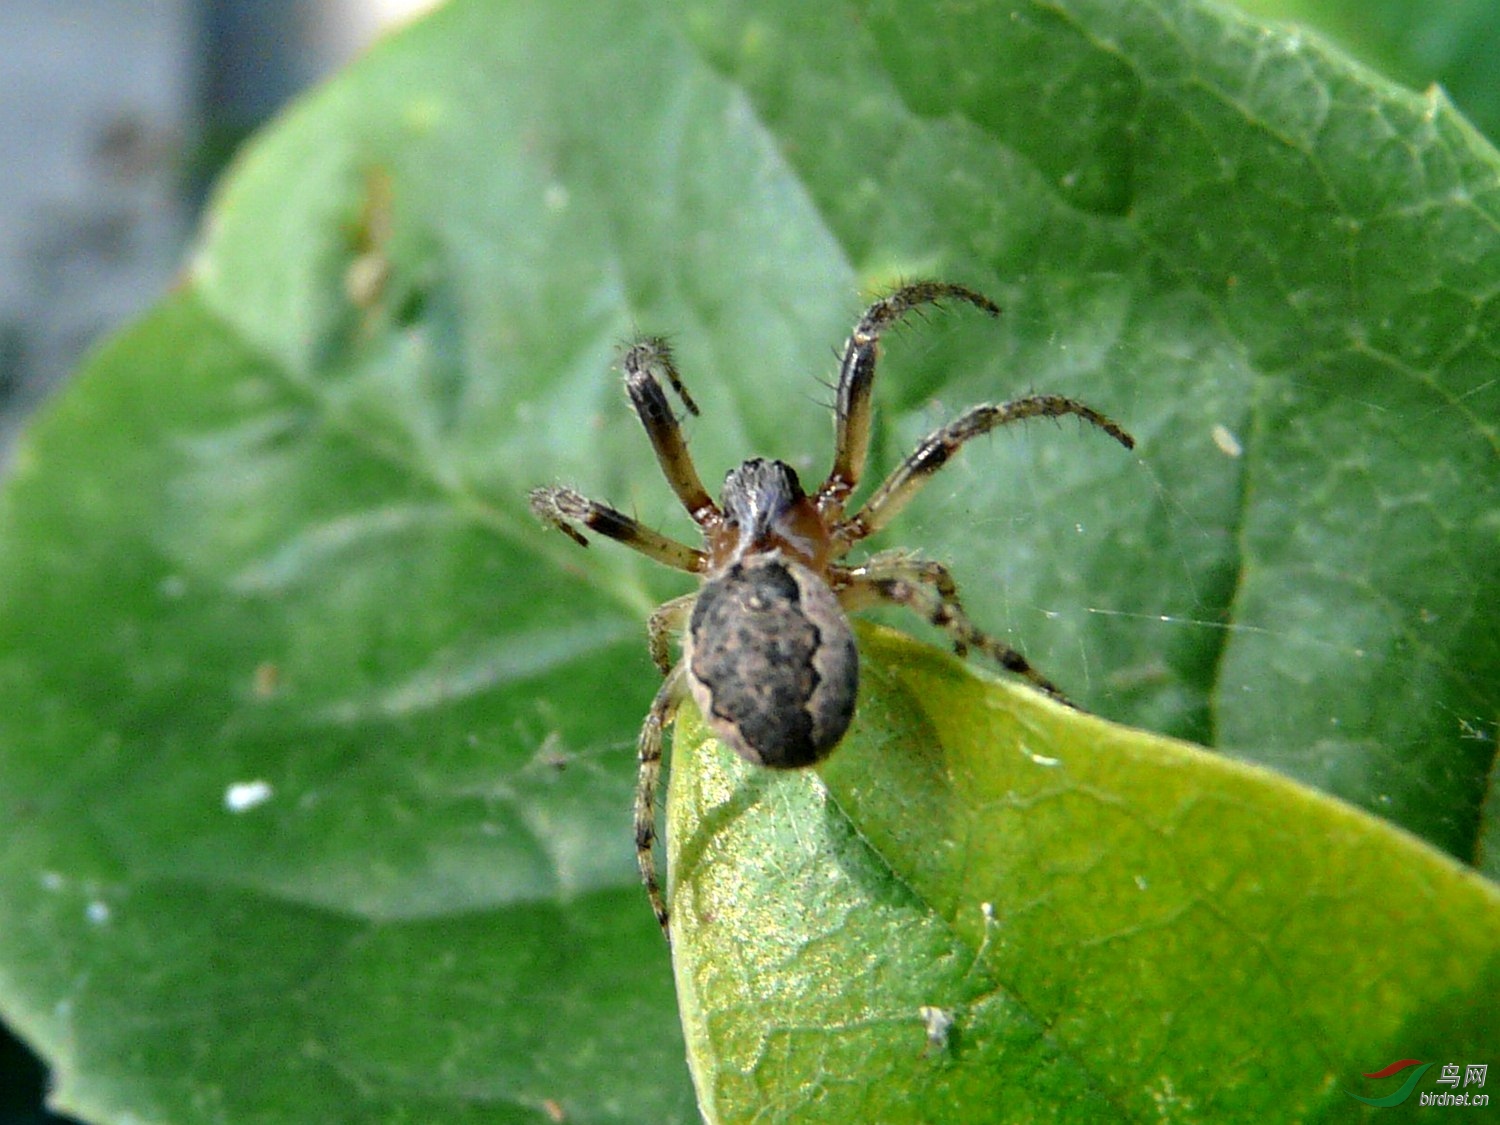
[225,779,274,813]
[1211,423,1243,457]
[1018,742,1062,767]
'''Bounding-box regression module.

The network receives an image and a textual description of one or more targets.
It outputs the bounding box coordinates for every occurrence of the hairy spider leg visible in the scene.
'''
[833,395,1135,550]
[817,282,1001,520]
[646,594,696,675]
[629,334,700,415]
[528,486,705,573]
[623,338,722,528]
[837,553,971,657]
[635,665,687,937]
[839,574,1075,706]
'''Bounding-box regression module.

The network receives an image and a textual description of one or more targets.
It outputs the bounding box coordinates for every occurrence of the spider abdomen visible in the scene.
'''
[685,555,858,769]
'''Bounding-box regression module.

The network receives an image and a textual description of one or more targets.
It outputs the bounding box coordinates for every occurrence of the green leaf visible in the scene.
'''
[671,626,1500,1123]
[0,294,695,1123]
[0,0,1497,1122]
[1227,0,1500,146]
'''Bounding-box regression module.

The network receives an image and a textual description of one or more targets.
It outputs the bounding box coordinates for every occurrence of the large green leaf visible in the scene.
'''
[672,626,1500,1123]
[0,295,696,1123]
[0,0,1496,1121]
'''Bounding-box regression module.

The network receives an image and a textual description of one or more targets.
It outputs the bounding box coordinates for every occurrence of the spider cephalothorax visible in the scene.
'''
[531,281,1135,937]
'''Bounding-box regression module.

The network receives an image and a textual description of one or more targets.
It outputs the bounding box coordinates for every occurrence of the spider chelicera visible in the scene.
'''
[530,281,1135,937]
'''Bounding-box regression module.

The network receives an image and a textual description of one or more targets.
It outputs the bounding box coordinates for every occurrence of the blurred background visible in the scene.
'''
[0,5,436,1118]
[0,0,1495,1120]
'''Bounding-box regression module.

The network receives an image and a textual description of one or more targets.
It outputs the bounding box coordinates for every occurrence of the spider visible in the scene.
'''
[530,281,1135,937]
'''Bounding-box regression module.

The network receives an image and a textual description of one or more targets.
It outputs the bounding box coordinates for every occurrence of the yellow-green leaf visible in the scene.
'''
[671,626,1500,1123]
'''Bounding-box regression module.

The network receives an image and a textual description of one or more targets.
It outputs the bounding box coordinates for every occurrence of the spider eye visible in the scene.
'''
[721,459,806,522]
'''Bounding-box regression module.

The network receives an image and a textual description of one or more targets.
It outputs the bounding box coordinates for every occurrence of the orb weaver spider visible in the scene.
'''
[531,281,1135,936]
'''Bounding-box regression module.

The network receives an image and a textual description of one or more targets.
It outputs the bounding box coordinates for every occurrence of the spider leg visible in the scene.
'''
[529,486,705,573]
[636,664,688,939]
[623,337,722,528]
[647,594,696,675]
[816,282,1000,520]
[837,553,970,657]
[840,573,1076,707]
[833,395,1134,550]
